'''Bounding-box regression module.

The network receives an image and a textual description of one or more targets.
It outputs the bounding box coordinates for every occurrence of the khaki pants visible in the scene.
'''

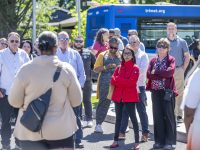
[174,67,184,117]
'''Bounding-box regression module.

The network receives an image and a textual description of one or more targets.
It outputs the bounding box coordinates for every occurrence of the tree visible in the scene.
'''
[0,0,58,39]
[69,0,119,42]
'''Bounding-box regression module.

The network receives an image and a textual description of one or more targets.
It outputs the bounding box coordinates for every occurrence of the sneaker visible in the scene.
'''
[125,126,130,133]
[141,133,148,142]
[94,124,103,133]
[2,145,11,150]
[118,133,126,140]
[14,145,22,150]
[163,144,173,150]
[177,116,183,123]
[110,141,119,148]
[75,142,84,149]
[87,120,93,128]
[133,143,140,150]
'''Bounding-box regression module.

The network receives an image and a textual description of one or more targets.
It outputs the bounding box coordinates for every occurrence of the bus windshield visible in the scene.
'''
[139,18,200,49]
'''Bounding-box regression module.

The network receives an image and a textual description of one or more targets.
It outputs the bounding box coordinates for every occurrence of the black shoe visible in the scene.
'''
[75,142,84,149]
[2,145,11,150]
[153,143,163,150]
[177,116,183,123]
[163,144,173,150]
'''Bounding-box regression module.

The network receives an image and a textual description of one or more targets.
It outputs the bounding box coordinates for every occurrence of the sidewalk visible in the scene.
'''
[92,84,187,143]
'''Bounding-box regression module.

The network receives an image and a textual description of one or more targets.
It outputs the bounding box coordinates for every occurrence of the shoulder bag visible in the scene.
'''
[20,67,61,132]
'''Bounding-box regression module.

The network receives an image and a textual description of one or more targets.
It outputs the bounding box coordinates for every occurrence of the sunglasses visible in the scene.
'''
[10,40,19,43]
[129,41,137,45]
[58,37,69,41]
[110,46,118,50]
[74,39,83,43]
[0,43,7,46]
[123,52,132,56]
[157,44,168,49]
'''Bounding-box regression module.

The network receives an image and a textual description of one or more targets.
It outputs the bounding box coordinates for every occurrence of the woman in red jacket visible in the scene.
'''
[110,46,140,150]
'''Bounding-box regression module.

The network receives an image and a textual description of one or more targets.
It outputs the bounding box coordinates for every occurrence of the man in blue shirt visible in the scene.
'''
[56,31,86,148]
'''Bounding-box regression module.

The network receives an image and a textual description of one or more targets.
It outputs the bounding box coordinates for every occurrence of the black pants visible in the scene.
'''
[151,90,176,145]
[114,102,139,143]
[0,96,12,147]
[82,80,93,121]
[73,105,83,144]
[19,135,74,150]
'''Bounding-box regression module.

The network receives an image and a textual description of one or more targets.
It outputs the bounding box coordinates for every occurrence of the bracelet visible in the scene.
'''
[103,66,107,70]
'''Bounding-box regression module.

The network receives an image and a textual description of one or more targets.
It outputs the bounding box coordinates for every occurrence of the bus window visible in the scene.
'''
[139,22,166,49]
[90,15,105,29]
[138,18,200,49]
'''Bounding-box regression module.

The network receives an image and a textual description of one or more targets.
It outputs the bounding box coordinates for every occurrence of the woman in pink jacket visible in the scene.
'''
[110,46,140,150]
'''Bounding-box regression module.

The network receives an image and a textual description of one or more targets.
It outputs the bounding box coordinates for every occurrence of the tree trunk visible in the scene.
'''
[0,0,17,37]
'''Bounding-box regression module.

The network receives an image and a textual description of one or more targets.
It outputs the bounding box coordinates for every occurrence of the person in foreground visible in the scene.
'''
[146,38,177,150]
[110,46,140,150]
[182,62,200,150]
[8,31,82,150]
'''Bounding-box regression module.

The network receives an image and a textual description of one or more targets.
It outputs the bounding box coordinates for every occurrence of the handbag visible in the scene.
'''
[20,67,61,132]
[107,66,121,100]
[107,84,115,100]
[164,89,174,101]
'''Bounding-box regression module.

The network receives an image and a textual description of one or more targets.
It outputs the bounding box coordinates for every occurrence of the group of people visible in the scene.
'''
[0,21,199,150]
[0,31,96,150]
[91,22,199,150]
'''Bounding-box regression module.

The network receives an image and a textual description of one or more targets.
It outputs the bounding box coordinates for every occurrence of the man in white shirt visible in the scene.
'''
[0,32,30,149]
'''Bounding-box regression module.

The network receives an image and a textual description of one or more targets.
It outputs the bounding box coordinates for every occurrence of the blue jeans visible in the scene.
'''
[73,105,83,144]
[120,86,149,134]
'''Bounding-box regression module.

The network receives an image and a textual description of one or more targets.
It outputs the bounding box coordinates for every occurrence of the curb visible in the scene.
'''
[92,109,187,143]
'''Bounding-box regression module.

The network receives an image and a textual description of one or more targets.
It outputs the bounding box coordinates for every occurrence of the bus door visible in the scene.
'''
[115,17,137,38]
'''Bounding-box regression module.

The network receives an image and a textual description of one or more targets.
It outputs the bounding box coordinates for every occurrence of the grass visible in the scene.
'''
[91,95,98,109]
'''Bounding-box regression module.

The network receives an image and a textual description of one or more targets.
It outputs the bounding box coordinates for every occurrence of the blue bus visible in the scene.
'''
[86,4,200,57]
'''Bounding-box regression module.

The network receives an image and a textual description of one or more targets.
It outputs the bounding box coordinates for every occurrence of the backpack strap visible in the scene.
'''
[53,67,62,82]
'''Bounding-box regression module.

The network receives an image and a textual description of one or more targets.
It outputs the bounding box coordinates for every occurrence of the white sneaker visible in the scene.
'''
[94,124,103,133]
[125,126,129,133]
[87,121,93,128]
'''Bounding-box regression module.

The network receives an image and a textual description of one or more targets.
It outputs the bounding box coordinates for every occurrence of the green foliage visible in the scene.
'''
[0,0,58,39]
[17,0,58,39]
[69,0,119,42]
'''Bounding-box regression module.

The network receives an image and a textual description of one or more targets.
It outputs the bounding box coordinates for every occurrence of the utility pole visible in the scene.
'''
[76,0,81,36]
[32,0,36,43]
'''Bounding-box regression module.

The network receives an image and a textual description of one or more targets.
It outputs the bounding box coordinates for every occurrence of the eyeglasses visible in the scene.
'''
[74,39,83,43]
[0,43,7,46]
[10,40,19,43]
[110,46,118,50]
[157,44,168,49]
[58,37,69,41]
[128,34,133,36]
[123,52,132,56]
